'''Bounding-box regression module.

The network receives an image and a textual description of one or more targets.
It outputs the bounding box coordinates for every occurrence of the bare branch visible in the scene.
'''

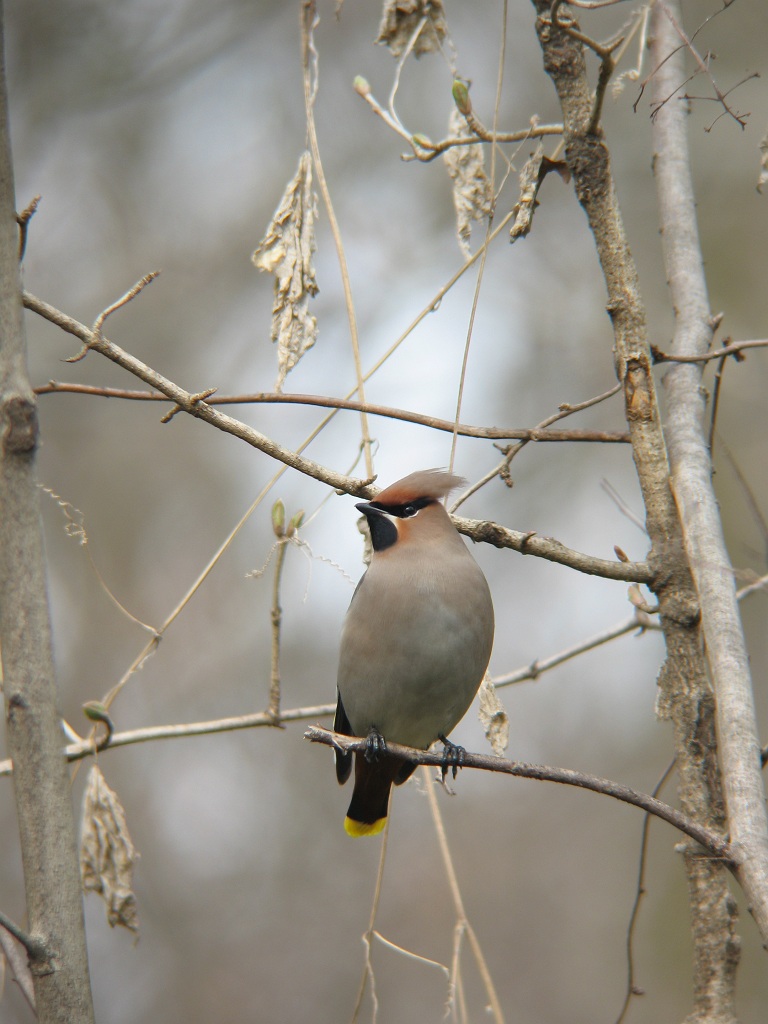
[34,381,631,443]
[0,703,337,777]
[353,75,562,162]
[535,6,746,1012]
[614,759,677,1024]
[25,290,649,582]
[491,611,659,688]
[651,0,768,952]
[23,289,374,496]
[16,193,40,262]
[651,337,766,364]
[301,4,373,477]
[639,0,753,129]
[452,514,652,582]
[0,923,36,1011]
[423,767,505,1024]
[452,382,623,509]
[305,727,733,861]
[0,909,50,963]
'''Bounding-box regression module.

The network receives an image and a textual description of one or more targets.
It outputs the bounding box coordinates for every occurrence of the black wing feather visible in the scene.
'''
[334,692,353,785]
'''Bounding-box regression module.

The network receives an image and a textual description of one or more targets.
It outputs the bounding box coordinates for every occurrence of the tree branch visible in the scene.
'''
[651,0,768,956]
[452,514,652,582]
[24,289,650,583]
[33,381,631,444]
[0,921,36,1011]
[305,726,733,862]
[0,703,337,777]
[23,288,374,494]
[533,3,747,1015]
[652,337,767,364]
[0,15,95,1018]
[0,909,50,964]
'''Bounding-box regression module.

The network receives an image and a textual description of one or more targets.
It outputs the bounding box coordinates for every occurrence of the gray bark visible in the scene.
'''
[0,2,96,1019]
[650,0,768,960]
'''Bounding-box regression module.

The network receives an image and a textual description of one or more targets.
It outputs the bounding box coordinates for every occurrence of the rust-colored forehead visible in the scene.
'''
[374,469,465,505]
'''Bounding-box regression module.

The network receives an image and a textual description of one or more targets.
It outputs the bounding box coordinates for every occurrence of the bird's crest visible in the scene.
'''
[374,469,465,506]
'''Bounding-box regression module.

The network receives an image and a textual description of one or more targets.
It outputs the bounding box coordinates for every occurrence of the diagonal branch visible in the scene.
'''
[23,288,373,496]
[24,289,651,583]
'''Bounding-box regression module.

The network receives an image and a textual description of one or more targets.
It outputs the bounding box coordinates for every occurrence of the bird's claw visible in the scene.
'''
[364,727,387,763]
[438,734,465,781]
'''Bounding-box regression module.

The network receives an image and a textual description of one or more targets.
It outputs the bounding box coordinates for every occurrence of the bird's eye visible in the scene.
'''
[402,504,417,517]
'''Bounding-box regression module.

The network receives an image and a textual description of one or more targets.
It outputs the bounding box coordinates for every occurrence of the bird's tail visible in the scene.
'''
[344,754,411,837]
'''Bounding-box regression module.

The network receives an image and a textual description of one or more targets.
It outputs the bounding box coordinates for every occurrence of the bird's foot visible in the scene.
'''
[364,726,387,763]
[438,734,465,781]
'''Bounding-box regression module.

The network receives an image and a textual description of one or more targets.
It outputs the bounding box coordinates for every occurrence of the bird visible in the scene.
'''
[334,469,494,837]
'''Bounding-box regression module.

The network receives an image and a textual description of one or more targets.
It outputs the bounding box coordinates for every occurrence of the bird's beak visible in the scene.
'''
[355,502,383,518]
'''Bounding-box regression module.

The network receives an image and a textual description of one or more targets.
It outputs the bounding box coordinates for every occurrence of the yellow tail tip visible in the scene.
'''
[344,815,387,838]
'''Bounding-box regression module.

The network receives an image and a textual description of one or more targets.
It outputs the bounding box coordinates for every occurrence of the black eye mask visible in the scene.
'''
[369,496,435,519]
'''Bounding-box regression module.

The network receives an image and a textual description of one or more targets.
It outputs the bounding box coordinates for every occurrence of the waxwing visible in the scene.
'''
[334,469,494,836]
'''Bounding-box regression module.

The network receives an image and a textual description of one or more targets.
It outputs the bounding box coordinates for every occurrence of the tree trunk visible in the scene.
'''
[0,2,96,1019]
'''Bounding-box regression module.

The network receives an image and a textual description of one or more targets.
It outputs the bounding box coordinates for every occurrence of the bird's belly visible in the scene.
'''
[338,613,489,749]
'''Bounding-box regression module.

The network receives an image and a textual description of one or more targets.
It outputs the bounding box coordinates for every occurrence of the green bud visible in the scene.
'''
[286,510,305,538]
[272,499,286,538]
[452,79,472,116]
[353,76,371,97]
[83,700,111,725]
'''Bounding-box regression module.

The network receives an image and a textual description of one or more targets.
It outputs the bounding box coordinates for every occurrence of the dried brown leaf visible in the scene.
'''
[80,765,139,934]
[376,0,447,58]
[443,108,491,257]
[478,676,509,757]
[253,151,319,391]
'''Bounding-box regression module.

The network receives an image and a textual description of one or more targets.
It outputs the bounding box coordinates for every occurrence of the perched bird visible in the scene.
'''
[334,469,494,837]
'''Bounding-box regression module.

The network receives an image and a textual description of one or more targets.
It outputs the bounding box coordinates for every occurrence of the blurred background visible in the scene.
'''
[2,0,767,1021]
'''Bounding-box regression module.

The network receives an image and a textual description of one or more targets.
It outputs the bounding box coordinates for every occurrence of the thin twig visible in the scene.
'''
[638,0,753,129]
[66,272,160,363]
[34,382,630,443]
[302,3,373,479]
[26,287,651,583]
[0,910,50,963]
[719,443,768,566]
[448,0,508,474]
[16,194,40,262]
[491,611,658,688]
[23,289,373,499]
[568,0,632,8]
[736,572,768,602]
[307,727,732,860]
[651,338,766,364]
[707,342,730,453]
[268,542,288,722]
[0,703,336,777]
[492,568,765,694]
[354,79,562,163]
[0,924,36,1011]
[350,819,389,1024]
[614,758,677,1024]
[600,478,647,533]
[451,382,622,510]
[424,766,506,1024]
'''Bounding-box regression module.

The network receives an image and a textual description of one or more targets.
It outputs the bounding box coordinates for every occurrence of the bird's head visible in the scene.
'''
[355,469,464,553]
